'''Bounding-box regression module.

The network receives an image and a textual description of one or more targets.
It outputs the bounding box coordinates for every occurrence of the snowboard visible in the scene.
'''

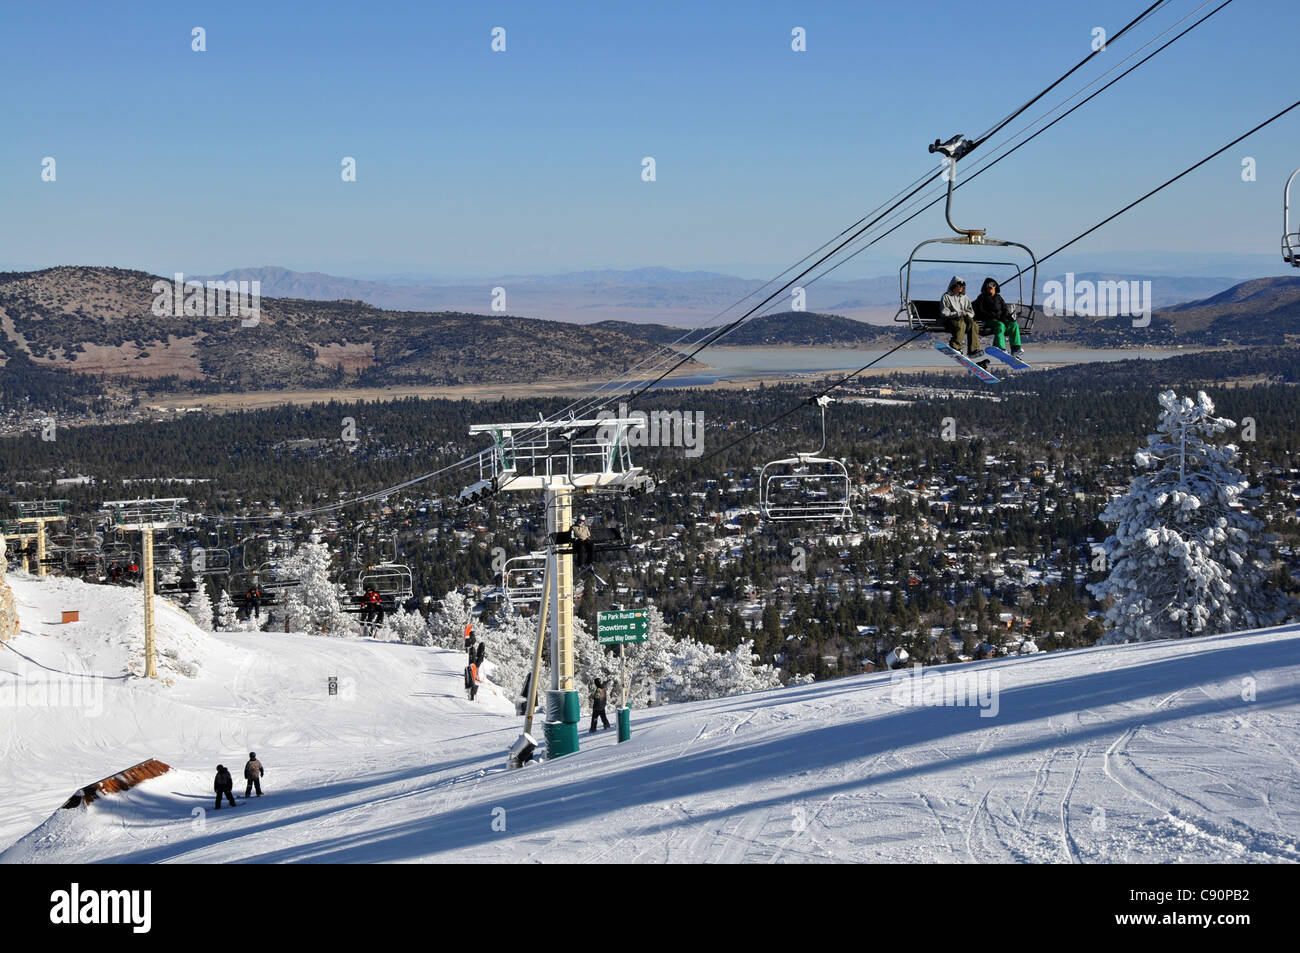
[985,345,1031,370]
[933,341,1000,383]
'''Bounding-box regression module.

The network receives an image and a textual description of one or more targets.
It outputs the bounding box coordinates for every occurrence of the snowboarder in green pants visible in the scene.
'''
[973,277,1023,356]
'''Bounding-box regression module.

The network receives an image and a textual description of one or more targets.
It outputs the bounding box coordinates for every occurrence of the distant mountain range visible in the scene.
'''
[2,266,1296,402]
[193,265,1249,327]
[0,266,676,394]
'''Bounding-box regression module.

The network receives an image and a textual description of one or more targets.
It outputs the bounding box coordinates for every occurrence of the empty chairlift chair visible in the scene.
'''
[759,396,852,522]
[502,552,547,609]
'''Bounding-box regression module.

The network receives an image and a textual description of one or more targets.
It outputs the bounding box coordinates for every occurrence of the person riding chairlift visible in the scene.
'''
[973,277,1024,357]
[361,585,385,626]
[940,276,986,364]
[572,515,595,569]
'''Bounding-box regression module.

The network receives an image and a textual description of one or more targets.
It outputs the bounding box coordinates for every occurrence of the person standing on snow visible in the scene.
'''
[463,621,475,660]
[972,277,1024,357]
[214,764,237,810]
[940,276,981,358]
[467,660,481,701]
[244,752,264,798]
[589,680,610,733]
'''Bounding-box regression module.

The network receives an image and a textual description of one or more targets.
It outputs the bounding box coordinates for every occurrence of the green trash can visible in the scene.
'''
[543,720,580,758]
[617,706,631,742]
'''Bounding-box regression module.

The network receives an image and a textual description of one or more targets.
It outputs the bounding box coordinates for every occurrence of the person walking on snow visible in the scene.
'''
[214,764,237,810]
[244,752,264,798]
[972,277,1024,356]
[589,680,610,733]
[940,276,981,357]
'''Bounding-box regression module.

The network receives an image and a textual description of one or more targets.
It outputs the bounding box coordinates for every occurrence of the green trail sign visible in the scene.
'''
[597,609,649,645]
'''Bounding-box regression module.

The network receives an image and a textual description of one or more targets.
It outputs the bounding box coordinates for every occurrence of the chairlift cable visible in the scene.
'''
[538,0,1202,424]
[974,0,1169,147]
[190,0,1219,525]
[699,97,1300,466]
[720,0,1237,333]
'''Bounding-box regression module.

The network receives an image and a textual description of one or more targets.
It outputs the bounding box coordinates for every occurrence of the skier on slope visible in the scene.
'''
[463,621,475,660]
[244,752,264,798]
[214,764,237,810]
[940,276,983,360]
[467,659,481,701]
[589,680,610,733]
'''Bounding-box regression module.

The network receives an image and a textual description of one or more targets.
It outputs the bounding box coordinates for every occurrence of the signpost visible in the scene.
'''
[598,609,648,743]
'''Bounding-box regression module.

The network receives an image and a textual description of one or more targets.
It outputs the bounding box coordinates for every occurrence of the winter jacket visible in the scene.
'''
[572,523,592,541]
[973,279,1012,326]
[591,687,607,713]
[973,291,1011,324]
[214,766,233,793]
[940,276,974,319]
[244,758,263,780]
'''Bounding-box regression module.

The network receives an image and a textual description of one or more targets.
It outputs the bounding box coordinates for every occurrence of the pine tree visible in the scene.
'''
[187,582,214,632]
[1088,390,1292,643]
[215,589,240,631]
[429,591,475,649]
[278,539,354,636]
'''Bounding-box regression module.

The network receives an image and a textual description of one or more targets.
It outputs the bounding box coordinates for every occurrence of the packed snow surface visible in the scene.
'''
[2,572,1298,863]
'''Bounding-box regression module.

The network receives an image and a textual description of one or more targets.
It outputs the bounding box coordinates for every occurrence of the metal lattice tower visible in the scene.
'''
[462,417,652,762]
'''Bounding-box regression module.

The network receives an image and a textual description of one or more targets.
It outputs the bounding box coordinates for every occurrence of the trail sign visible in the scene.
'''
[597,609,649,645]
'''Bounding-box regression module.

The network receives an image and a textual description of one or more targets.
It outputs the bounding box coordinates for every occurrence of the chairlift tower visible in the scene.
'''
[6,501,69,577]
[102,498,186,679]
[462,416,652,763]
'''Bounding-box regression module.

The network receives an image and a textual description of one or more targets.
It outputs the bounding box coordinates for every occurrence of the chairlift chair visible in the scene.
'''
[358,565,414,602]
[502,552,547,609]
[1284,168,1299,267]
[548,491,634,557]
[256,561,302,593]
[759,396,853,522]
[895,136,1038,335]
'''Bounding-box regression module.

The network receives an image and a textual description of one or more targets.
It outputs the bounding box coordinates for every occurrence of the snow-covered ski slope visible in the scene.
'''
[2,572,1298,863]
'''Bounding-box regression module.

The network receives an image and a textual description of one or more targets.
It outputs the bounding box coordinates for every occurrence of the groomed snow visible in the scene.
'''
[2,572,1298,863]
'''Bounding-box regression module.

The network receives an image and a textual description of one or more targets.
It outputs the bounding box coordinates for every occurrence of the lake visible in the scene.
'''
[647,345,1192,387]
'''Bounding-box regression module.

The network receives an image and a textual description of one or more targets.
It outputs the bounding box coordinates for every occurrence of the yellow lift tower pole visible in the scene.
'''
[9,501,70,578]
[102,498,187,680]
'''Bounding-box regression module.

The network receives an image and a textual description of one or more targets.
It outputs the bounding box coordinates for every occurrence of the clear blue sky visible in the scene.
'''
[1,0,1296,279]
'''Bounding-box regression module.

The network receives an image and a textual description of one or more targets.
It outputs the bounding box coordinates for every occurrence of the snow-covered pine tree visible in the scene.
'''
[379,607,432,645]
[1088,389,1291,643]
[187,581,214,632]
[279,539,355,636]
[215,589,240,631]
[429,590,476,649]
